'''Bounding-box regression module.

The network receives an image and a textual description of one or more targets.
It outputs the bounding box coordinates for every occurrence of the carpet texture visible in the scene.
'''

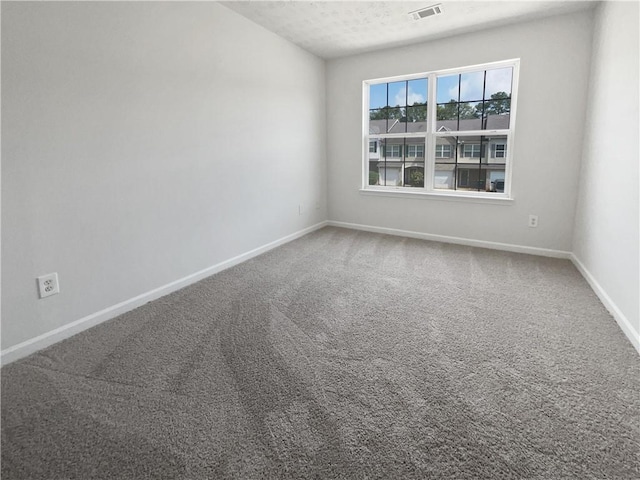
[2,226,639,479]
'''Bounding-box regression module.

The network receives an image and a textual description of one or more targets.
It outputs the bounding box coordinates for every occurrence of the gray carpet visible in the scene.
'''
[2,226,639,479]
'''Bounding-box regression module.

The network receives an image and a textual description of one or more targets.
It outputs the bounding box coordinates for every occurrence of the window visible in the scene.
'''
[407,145,425,158]
[364,59,518,197]
[462,144,483,158]
[369,141,377,153]
[384,144,402,158]
[435,144,452,158]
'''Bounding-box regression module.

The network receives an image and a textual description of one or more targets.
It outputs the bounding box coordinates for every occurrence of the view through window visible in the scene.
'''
[365,60,518,197]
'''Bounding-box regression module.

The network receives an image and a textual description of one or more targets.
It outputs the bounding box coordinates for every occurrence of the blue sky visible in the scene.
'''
[370,79,427,109]
[369,67,512,109]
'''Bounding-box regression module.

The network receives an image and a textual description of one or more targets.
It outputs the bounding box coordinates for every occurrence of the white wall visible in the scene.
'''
[572,2,640,348]
[1,2,326,352]
[326,11,594,252]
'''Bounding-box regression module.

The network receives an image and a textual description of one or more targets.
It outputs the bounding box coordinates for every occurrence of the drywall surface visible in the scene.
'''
[1,2,326,350]
[572,2,640,343]
[326,11,593,252]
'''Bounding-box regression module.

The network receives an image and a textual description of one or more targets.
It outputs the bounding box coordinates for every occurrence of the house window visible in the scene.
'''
[435,144,452,158]
[384,145,402,158]
[369,141,377,153]
[407,145,424,158]
[364,59,518,197]
[462,144,483,158]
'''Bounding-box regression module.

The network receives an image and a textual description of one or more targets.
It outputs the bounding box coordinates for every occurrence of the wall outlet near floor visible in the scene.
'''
[528,215,539,228]
[37,273,60,299]
[298,204,304,215]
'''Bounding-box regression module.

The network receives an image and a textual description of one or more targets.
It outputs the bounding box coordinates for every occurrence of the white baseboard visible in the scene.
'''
[327,221,572,259]
[5,220,636,364]
[570,254,640,355]
[1,221,328,366]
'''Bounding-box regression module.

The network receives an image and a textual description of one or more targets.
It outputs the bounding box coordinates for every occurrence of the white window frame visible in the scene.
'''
[384,144,402,158]
[494,143,506,158]
[462,144,482,158]
[362,59,519,201]
[435,144,452,158]
[407,144,425,158]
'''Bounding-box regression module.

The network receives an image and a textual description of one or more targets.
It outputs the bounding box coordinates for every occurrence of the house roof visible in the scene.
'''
[369,114,510,134]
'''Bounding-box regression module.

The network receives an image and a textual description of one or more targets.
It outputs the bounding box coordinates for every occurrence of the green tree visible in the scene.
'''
[370,106,404,121]
[459,103,479,119]
[437,100,480,121]
[403,102,427,122]
[370,108,387,120]
[484,91,510,115]
[437,100,458,121]
[409,169,424,187]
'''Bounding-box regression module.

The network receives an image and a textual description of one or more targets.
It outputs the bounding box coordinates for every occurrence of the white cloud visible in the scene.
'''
[446,69,512,101]
[449,80,479,101]
[485,68,512,95]
[450,77,482,101]
[447,84,458,101]
[394,87,425,106]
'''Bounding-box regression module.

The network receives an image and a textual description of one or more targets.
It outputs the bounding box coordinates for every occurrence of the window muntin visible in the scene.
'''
[364,59,518,197]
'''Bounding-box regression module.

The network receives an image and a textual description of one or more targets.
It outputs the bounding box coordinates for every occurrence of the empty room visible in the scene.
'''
[1,1,638,478]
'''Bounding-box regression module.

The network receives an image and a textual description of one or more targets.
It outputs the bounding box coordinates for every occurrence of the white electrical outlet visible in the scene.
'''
[528,215,539,228]
[37,273,60,299]
[298,204,304,215]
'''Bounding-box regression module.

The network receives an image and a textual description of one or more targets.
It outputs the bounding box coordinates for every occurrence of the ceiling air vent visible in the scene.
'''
[409,4,443,20]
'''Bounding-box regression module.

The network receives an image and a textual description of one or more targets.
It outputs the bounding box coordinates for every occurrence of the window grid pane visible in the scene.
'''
[370,137,425,188]
[434,135,508,192]
[435,67,513,132]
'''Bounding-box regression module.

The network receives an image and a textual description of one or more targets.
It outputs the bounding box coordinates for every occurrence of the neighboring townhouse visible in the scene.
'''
[368,114,510,191]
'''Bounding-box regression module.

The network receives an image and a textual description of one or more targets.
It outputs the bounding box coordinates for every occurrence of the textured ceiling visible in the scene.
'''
[220,1,596,59]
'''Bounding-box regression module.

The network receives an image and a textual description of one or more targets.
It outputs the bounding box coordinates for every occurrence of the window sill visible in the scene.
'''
[359,188,514,205]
